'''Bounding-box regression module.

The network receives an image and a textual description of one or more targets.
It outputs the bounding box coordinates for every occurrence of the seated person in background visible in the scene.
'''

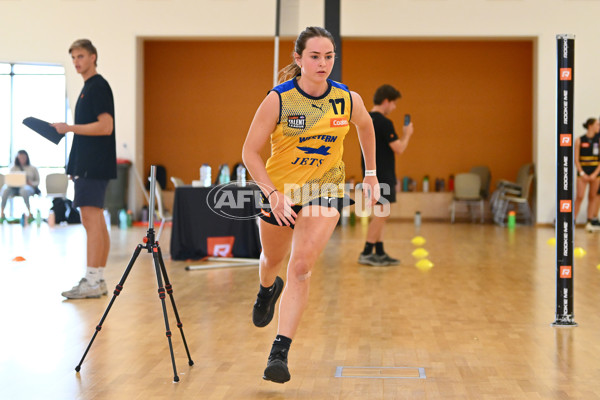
[0,150,41,222]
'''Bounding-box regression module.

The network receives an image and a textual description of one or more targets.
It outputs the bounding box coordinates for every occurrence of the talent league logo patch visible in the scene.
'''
[560,200,572,212]
[288,115,306,129]
[330,117,348,128]
[560,68,572,80]
[560,266,572,279]
[560,134,572,147]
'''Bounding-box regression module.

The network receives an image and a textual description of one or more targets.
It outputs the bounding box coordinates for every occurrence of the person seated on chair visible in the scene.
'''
[0,150,40,222]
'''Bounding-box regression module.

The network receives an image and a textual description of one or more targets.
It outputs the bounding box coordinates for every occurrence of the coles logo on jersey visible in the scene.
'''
[560,134,572,147]
[330,117,348,128]
[582,142,590,148]
[288,115,306,129]
[560,68,572,81]
[560,265,572,279]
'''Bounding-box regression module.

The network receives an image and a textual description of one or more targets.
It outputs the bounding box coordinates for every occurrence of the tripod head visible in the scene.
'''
[146,165,158,246]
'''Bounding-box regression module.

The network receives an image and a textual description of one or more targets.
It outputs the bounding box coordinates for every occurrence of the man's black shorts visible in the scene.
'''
[377,180,397,204]
[73,177,109,208]
[259,193,354,228]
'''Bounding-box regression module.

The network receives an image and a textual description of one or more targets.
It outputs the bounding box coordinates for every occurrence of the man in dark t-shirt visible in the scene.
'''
[52,39,117,299]
[359,84,413,266]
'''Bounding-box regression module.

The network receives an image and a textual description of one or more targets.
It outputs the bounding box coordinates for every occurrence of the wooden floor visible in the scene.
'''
[1,219,600,399]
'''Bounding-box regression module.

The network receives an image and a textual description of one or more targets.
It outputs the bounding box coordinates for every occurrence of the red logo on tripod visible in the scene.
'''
[207,236,235,257]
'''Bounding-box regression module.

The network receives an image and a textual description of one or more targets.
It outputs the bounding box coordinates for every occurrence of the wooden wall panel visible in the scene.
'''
[144,39,533,191]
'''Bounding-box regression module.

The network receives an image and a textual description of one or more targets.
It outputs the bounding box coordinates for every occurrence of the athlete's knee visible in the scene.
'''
[289,259,313,282]
[260,251,285,270]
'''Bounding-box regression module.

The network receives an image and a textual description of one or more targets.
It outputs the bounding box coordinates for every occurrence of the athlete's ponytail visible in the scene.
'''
[583,118,597,130]
[277,26,335,84]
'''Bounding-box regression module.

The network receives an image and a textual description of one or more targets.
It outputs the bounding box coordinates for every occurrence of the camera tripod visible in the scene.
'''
[75,165,193,382]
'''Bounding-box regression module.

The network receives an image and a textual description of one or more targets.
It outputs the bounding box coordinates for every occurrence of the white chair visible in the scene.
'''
[493,173,535,226]
[154,181,172,242]
[451,173,484,223]
[46,173,68,199]
[490,163,534,214]
[170,176,185,188]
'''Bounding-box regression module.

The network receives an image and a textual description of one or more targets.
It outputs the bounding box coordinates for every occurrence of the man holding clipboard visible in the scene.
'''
[51,39,117,299]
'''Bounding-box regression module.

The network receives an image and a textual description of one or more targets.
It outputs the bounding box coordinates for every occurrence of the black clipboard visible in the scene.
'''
[22,117,64,145]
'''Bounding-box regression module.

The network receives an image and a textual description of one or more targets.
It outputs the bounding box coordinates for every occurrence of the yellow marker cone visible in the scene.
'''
[547,237,556,246]
[574,247,586,258]
[411,236,426,246]
[416,259,434,271]
[596,264,600,271]
[412,248,429,259]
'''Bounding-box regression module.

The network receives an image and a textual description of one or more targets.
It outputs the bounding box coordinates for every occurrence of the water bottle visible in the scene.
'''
[402,176,410,192]
[422,175,429,193]
[414,211,422,229]
[507,210,516,229]
[48,210,56,227]
[126,210,133,227]
[119,209,128,229]
[236,164,247,187]
[200,164,212,187]
[219,164,230,184]
[35,209,42,226]
[140,206,149,223]
[103,209,111,229]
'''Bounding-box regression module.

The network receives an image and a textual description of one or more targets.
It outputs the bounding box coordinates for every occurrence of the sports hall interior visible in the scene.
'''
[2,1,600,399]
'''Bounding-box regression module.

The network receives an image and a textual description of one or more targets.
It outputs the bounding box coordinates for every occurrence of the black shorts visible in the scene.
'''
[73,177,109,208]
[259,193,354,228]
[377,180,397,204]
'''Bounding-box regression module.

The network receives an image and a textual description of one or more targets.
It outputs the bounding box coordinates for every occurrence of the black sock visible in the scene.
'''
[362,242,374,255]
[375,242,385,256]
[271,334,292,355]
[258,281,276,298]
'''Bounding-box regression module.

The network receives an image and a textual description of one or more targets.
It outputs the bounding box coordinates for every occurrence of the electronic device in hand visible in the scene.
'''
[404,114,411,126]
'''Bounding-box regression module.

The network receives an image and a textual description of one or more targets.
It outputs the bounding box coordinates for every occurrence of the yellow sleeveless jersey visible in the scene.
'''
[265,78,353,205]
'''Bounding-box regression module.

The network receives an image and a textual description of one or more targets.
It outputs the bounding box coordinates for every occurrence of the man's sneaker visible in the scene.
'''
[253,276,284,327]
[376,253,401,266]
[99,279,108,295]
[358,253,387,266]
[263,348,291,383]
[586,219,600,232]
[61,278,102,299]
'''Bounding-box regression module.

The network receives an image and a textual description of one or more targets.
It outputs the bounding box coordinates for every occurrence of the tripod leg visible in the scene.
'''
[75,244,144,372]
[151,245,180,382]
[156,245,194,366]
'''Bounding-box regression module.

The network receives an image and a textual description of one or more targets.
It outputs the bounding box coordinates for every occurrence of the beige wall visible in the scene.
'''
[1,0,600,222]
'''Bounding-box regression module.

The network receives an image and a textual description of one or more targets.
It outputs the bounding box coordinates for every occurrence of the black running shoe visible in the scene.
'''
[253,276,284,327]
[263,348,291,383]
[377,253,400,266]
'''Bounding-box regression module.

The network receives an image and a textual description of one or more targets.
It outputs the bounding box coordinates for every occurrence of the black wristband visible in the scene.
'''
[267,189,278,199]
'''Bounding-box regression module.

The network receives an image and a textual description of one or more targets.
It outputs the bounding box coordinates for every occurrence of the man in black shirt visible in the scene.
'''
[359,85,413,266]
[52,39,117,298]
